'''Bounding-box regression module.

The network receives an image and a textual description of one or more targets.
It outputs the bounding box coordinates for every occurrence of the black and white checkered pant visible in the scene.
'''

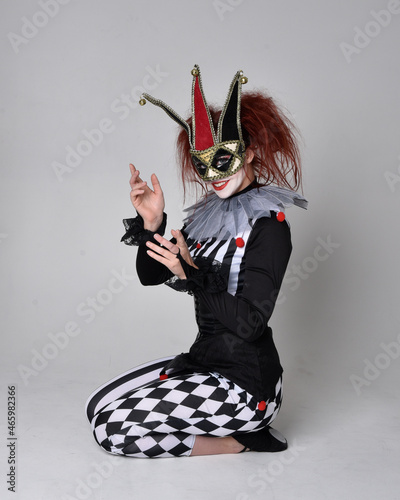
[86,356,283,458]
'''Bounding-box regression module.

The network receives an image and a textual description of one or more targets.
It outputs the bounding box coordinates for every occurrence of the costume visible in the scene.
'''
[140,64,247,181]
[86,66,308,458]
[86,357,282,458]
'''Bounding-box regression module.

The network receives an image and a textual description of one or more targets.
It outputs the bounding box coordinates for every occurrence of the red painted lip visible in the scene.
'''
[212,180,230,191]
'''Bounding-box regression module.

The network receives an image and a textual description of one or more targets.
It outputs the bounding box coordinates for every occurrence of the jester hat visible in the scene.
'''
[139,65,248,182]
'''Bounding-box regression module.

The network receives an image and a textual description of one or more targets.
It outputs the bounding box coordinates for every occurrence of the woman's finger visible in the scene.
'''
[153,233,179,254]
[173,229,186,247]
[146,249,176,272]
[129,164,138,182]
[171,229,199,269]
[130,180,147,191]
[150,173,162,195]
[146,241,177,260]
[172,229,190,257]
[146,249,186,280]
[130,183,147,201]
[129,169,143,188]
[130,163,146,181]
[146,249,167,264]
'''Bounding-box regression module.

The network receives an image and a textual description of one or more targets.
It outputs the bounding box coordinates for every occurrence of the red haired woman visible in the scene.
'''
[86,66,307,458]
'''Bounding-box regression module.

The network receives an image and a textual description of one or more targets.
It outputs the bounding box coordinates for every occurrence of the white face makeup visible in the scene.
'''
[207,166,250,199]
[205,149,255,198]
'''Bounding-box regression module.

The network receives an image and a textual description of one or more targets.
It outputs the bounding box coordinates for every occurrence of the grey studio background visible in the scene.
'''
[1,0,400,499]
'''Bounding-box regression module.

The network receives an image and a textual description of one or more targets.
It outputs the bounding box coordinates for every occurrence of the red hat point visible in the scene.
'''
[193,77,215,150]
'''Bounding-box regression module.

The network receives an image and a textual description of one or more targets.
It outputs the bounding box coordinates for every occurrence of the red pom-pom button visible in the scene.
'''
[196,243,202,249]
[159,374,168,380]
[258,401,266,411]
[235,237,245,248]
[277,211,285,222]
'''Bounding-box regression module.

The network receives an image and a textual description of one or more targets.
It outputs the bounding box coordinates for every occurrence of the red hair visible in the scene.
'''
[176,91,302,198]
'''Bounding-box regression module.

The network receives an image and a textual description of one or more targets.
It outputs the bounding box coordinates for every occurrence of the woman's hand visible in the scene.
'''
[129,163,165,231]
[146,231,198,279]
[170,229,198,269]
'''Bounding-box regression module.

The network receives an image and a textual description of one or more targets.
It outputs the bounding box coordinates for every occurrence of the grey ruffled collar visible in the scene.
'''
[183,184,308,241]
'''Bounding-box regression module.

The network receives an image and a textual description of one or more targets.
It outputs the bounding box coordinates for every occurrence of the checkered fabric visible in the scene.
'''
[86,357,282,458]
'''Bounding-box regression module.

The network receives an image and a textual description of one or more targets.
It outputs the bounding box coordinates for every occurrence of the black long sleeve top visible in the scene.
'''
[127,194,292,404]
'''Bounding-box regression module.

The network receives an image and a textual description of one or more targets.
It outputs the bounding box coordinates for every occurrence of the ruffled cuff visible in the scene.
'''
[165,255,229,295]
[120,213,167,246]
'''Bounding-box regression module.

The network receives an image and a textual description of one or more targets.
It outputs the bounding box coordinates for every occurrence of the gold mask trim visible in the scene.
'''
[190,140,245,181]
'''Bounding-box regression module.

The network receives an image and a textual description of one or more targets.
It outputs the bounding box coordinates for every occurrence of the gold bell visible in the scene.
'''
[240,76,248,84]
[191,68,199,76]
[139,98,146,106]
